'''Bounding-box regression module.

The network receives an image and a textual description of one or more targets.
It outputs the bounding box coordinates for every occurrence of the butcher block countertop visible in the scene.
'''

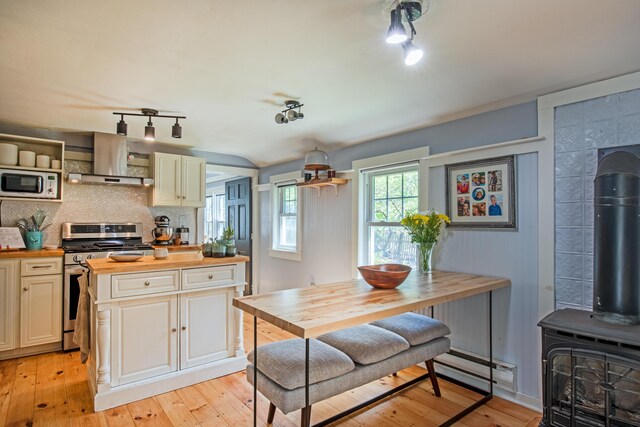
[151,244,202,252]
[0,248,64,259]
[87,252,249,274]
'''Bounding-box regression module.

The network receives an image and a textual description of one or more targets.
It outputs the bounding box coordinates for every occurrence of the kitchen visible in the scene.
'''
[1,1,640,426]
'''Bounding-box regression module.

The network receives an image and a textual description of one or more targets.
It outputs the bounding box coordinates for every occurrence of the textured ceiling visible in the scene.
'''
[1,0,640,167]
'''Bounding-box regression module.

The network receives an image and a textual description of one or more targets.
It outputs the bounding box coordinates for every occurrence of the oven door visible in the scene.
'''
[64,265,88,333]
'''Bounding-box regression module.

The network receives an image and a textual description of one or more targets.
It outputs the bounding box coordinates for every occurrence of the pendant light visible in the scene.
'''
[144,118,155,141]
[172,118,182,138]
[402,40,424,65]
[116,115,127,136]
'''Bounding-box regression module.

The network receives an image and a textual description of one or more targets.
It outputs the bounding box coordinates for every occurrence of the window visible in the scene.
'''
[276,184,297,249]
[364,165,419,267]
[204,193,226,240]
[269,176,302,261]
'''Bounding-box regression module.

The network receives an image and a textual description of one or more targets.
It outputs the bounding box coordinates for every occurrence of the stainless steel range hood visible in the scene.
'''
[68,132,154,186]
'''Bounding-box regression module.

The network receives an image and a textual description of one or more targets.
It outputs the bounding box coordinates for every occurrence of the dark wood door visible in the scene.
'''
[225,177,252,294]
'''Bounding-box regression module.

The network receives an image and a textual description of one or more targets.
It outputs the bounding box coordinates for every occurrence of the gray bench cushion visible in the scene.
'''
[317,324,410,365]
[247,338,355,390]
[248,336,450,414]
[370,312,451,346]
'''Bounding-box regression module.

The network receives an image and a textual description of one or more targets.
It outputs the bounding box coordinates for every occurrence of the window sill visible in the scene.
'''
[269,248,303,262]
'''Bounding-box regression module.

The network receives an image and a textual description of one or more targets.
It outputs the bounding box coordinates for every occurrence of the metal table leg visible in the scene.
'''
[253,316,257,427]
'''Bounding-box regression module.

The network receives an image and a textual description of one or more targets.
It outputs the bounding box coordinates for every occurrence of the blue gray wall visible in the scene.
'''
[259,101,538,182]
[554,88,640,309]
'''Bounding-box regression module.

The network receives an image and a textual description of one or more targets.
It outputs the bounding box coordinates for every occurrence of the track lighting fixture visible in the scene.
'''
[112,108,186,141]
[385,7,407,44]
[116,115,127,136]
[402,40,423,65]
[385,0,427,66]
[275,100,304,125]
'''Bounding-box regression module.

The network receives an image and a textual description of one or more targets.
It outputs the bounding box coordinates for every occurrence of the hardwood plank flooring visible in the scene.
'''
[0,317,542,426]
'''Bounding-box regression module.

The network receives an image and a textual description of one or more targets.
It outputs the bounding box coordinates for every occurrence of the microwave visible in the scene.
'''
[0,169,59,199]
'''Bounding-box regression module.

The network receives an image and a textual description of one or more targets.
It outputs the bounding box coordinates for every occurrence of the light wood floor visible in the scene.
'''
[0,317,542,426]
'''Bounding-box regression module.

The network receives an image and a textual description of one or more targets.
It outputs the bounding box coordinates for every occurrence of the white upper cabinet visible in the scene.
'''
[149,153,205,207]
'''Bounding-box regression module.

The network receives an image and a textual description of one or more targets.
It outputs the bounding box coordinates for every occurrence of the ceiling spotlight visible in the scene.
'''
[144,119,155,141]
[402,40,423,65]
[112,108,186,142]
[116,115,127,136]
[275,100,304,125]
[385,7,407,44]
[172,118,182,138]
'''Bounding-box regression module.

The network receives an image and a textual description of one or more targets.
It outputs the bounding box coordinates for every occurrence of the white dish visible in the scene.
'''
[43,245,58,250]
[109,252,144,262]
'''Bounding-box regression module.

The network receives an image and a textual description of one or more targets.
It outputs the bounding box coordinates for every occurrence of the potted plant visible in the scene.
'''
[202,238,213,257]
[222,226,235,256]
[212,239,227,258]
[225,243,237,257]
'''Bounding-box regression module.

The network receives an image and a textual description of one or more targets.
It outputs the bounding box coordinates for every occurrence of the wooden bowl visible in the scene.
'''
[358,264,412,289]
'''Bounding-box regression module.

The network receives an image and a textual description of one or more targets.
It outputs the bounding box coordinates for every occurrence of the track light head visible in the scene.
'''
[402,40,423,65]
[144,119,155,141]
[275,113,287,124]
[385,7,407,44]
[172,119,182,138]
[116,115,127,136]
[287,110,302,122]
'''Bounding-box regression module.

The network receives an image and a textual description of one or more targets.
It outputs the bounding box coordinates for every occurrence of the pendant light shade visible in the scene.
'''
[304,147,329,170]
[144,119,155,141]
[402,40,423,65]
[385,8,407,44]
[116,115,127,136]
[172,119,182,138]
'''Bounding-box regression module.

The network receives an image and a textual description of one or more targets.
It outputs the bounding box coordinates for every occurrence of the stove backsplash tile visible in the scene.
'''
[0,160,197,246]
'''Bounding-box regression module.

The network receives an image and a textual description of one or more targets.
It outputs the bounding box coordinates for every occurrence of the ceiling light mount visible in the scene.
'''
[112,109,186,140]
[275,100,305,124]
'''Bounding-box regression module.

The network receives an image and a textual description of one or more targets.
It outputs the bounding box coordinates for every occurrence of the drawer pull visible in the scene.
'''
[144,281,150,286]
[208,275,213,280]
[32,265,52,269]
[23,287,28,292]
[171,328,177,332]
[182,326,187,331]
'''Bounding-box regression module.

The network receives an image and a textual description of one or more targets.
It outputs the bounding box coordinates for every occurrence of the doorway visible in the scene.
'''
[202,165,258,296]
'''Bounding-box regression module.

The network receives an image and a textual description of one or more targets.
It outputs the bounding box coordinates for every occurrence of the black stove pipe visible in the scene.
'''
[592,151,640,324]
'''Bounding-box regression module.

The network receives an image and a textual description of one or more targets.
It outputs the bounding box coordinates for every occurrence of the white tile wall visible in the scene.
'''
[554,88,640,310]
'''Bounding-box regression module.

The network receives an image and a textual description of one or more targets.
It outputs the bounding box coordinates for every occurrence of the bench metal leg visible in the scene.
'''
[253,316,258,427]
[301,406,312,427]
[267,402,276,424]
[425,359,441,397]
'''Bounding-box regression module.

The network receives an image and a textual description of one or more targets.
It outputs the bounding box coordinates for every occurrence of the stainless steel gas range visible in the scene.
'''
[61,222,154,350]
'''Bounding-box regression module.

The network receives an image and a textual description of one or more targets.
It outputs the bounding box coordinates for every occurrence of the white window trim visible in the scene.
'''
[269,170,303,261]
[351,146,430,278]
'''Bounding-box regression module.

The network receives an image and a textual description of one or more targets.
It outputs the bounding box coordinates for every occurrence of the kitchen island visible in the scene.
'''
[86,252,249,410]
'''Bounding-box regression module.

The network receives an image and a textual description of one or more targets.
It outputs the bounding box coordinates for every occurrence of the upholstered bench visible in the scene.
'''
[247,313,450,426]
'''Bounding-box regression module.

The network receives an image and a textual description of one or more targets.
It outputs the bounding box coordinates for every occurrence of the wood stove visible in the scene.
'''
[540,150,640,426]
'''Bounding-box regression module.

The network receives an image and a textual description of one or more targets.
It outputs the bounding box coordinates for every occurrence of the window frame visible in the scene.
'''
[363,164,419,266]
[269,171,303,261]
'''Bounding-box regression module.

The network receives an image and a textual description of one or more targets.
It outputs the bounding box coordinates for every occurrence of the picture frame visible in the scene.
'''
[445,155,516,228]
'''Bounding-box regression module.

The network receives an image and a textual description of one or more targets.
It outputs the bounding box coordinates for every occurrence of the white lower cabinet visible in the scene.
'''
[20,274,62,347]
[180,288,233,369]
[111,294,178,386]
[0,260,18,352]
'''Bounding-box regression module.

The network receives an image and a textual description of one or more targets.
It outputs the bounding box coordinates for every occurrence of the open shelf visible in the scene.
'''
[296,177,348,196]
[0,164,63,173]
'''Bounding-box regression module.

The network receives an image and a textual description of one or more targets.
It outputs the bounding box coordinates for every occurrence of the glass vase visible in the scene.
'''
[417,242,435,274]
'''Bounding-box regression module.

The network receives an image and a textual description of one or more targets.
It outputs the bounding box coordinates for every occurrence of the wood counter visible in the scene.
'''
[234,270,510,338]
[0,248,64,259]
[86,252,249,274]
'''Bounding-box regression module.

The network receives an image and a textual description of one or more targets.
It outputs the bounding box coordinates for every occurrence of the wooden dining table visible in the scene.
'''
[233,270,511,427]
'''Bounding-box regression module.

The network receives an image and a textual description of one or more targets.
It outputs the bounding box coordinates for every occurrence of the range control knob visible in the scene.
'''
[73,254,83,263]
[86,254,95,260]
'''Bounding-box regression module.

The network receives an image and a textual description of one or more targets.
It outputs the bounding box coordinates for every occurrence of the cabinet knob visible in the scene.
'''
[182,326,187,331]
[208,275,213,280]
[171,328,177,332]
[144,281,150,286]
[23,287,28,291]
